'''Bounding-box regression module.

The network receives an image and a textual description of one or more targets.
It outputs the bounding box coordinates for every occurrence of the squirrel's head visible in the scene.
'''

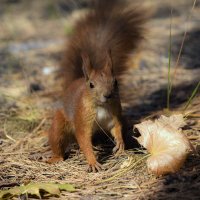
[81,51,118,105]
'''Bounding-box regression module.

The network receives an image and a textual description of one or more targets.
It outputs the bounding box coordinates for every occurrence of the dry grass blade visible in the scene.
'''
[3,121,16,142]
[97,154,150,184]
[172,0,197,81]
[167,8,173,110]
[183,81,200,111]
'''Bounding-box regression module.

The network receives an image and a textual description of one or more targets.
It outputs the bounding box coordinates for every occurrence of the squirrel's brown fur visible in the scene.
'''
[47,0,146,172]
[61,0,146,88]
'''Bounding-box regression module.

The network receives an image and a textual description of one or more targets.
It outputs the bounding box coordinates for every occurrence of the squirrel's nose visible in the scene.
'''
[104,94,112,99]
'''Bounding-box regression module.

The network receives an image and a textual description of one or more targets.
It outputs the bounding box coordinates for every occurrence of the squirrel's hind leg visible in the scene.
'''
[47,109,73,163]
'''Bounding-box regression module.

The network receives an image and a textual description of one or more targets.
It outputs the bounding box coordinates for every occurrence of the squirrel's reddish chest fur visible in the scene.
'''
[63,78,115,133]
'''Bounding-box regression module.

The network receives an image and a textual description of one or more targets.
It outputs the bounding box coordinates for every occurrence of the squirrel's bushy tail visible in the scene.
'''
[61,0,147,87]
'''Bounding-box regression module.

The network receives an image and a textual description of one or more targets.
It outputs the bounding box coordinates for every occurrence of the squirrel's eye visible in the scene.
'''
[90,82,94,89]
[114,79,118,86]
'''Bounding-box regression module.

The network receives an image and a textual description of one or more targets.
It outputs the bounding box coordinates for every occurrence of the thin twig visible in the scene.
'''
[94,119,115,145]
[32,118,46,133]
[0,152,29,155]
[188,135,200,140]
[3,120,16,142]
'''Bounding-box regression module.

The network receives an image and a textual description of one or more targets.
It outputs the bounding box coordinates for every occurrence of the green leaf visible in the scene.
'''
[57,183,75,192]
[0,182,75,199]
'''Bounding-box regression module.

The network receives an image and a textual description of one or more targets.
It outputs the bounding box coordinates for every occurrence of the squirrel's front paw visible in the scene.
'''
[46,156,64,164]
[113,140,124,156]
[87,161,102,173]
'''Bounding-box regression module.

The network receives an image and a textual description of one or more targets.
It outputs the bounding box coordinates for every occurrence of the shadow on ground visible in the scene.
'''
[123,80,200,122]
[171,28,200,69]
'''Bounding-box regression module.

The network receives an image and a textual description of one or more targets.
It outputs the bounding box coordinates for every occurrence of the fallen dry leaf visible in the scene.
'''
[0,182,75,199]
[134,114,192,176]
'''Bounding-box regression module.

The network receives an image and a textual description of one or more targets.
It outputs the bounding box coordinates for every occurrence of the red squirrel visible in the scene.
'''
[47,0,146,172]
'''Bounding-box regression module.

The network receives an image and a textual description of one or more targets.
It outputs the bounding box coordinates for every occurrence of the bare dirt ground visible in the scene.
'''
[0,0,200,199]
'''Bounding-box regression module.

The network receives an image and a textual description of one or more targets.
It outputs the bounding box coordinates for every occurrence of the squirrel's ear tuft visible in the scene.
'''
[81,52,91,80]
[104,49,113,73]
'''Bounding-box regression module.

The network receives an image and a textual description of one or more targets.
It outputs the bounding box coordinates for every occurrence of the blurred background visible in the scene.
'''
[0,0,200,199]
